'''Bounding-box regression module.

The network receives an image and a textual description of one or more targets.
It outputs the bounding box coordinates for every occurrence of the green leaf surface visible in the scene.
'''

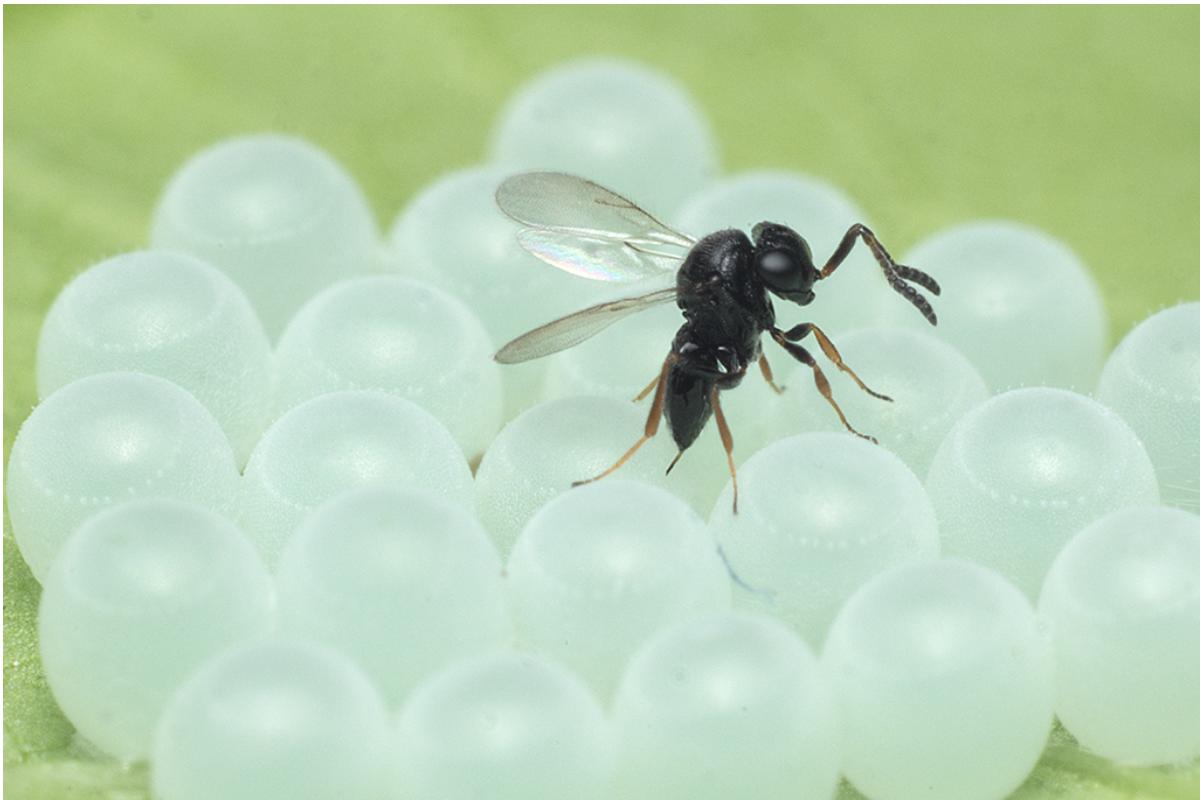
[5,6,1199,798]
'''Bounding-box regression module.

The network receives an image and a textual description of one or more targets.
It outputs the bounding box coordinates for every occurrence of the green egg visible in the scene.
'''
[36,250,273,465]
[395,652,612,800]
[275,275,501,462]
[824,559,1054,800]
[6,371,240,583]
[507,480,730,697]
[491,58,718,218]
[1097,302,1200,511]
[38,499,273,761]
[711,431,939,646]
[276,487,509,709]
[927,387,1159,597]
[238,390,472,567]
[152,638,392,800]
[1040,505,1200,766]
[613,612,840,800]
[901,221,1108,393]
[151,134,379,339]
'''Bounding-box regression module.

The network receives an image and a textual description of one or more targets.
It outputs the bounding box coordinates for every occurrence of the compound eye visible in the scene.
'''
[759,250,795,277]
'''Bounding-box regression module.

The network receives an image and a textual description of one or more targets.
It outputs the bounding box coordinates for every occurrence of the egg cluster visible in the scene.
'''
[8,58,1200,800]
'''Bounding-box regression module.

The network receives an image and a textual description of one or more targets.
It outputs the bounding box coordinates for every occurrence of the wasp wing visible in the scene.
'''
[496,172,696,282]
[495,286,678,364]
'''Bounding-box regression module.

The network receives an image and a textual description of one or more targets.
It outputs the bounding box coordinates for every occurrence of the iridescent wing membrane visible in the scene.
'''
[494,172,697,364]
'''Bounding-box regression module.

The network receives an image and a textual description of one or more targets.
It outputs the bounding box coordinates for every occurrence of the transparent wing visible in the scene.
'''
[516,228,685,281]
[496,172,696,282]
[494,286,678,364]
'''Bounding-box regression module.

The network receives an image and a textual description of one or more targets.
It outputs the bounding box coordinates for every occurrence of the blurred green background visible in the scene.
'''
[5,6,1199,798]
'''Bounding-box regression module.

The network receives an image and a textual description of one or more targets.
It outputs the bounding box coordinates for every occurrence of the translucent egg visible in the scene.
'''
[1039,505,1200,765]
[506,481,730,696]
[36,250,273,464]
[152,638,392,800]
[901,221,1107,392]
[676,171,903,334]
[238,390,472,566]
[5,372,240,583]
[38,499,273,761]
[473,395,677,556]
[823,559,1054,800]
[276,487,509,708]
[274,275,501,461]
[491,58,718,217]
[395,652,612,800]
[711,432,939,645]
[612,612,840,800]
[1097,303,1200,511]
[388,165,606,419]
[151,134,379,338]
[771,326,990,477]
[926,387,1159,597]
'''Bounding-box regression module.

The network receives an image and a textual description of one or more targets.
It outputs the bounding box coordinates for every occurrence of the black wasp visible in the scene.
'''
[493,172,940,511]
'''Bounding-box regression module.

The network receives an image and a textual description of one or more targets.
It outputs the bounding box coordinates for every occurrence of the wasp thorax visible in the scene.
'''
[751,222,817,304]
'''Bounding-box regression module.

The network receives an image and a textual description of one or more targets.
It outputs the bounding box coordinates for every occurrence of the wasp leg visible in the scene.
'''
[574,354,674,487]
[770,329,878,444]
[633,372,660,403]
[780,323,891,402]
[709,385,740,514]
[816,223,939,326]
[758,354,785,395]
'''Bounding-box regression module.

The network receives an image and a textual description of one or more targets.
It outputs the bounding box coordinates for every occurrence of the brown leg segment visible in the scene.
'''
[574,354,674,487]
[633,372,660,403]
[782,323,891,402]
[758,354,785,395]
[770,329,878,444]
[709,385,740,514]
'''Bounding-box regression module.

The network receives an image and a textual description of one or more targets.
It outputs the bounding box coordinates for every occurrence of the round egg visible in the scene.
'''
[926,387,1159,597]
[711,432,939,645]
[151,134,379,338]
[1039,505,1200,765]
[38,499,273,761]
[506,481,730,696]
[612,612,840,800]
[900,221,1107,392]
[6,372,240,583]
[395,652,612,800]
[1097,302,1200,511]
[152,638,392,800]
[276,487,509,708]
[274,275,501,461]
[238,390,472,566]
[823,559,1054,800]
[491,58,718,217]
[36,250,273,464]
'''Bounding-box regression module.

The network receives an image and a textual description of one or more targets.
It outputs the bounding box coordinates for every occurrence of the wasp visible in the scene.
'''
[494,172,940,510]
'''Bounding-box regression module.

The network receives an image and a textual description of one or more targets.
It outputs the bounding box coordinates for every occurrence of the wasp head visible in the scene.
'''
[751,222,817,306]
